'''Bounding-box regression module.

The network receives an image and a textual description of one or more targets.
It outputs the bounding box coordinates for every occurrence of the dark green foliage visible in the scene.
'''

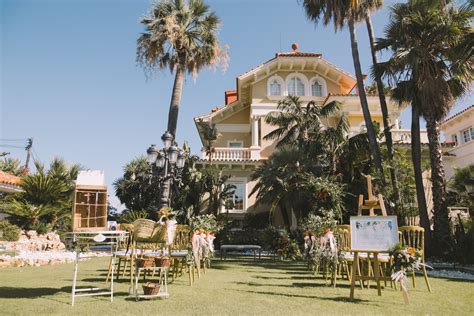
[454,222,474,264]
[115,154,234,224]
[447,165,474,212]
[0,158,80,231]
[0,220,20,241]
[119,209,149,224]
[31,222,50,235]
[114,156,160,214]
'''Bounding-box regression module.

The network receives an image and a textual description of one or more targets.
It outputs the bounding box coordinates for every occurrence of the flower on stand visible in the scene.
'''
[389,243,423,304]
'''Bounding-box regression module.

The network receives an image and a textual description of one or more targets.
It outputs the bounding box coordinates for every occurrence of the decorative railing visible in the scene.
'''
[391,129,428,144]
[202,147,252,161]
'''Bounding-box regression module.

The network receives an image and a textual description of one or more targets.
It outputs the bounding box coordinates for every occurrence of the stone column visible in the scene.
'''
[250,116,261,160]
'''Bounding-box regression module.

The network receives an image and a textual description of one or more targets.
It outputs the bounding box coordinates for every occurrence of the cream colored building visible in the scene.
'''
[194,49,426,220]
[441,105,474,179]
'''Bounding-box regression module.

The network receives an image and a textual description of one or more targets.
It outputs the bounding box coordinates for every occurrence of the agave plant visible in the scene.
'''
[1,198,56,228]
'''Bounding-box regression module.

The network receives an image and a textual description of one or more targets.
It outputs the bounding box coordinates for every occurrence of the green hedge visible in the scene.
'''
[0,220,20,241]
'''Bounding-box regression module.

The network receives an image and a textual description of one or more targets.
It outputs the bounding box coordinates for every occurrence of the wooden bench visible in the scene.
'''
[220,245,262,260]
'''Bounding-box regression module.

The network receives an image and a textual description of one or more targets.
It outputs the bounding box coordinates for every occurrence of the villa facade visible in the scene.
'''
[441,105,474,179]
[194,49,427,221]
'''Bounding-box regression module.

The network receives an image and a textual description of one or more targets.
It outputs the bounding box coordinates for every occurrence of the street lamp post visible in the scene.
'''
[147,131,187,210]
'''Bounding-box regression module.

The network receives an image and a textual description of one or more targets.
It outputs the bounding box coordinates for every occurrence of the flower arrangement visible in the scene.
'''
[389,243,423,304]
[269,229,301,261]
[189,214,221,233]
[389,243,422,279]
[300,210,338,236]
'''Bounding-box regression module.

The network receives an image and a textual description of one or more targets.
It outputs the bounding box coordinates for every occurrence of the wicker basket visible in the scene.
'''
[154,256,171,267]
[133,219,156,241]
[142,282,160,296]
[150,224,167,243]
[136,257,155,268]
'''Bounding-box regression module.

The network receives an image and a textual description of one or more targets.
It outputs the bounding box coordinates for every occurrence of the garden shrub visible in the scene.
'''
[454,219,474,264]
[0,220,20,241]
[31,222,51,235]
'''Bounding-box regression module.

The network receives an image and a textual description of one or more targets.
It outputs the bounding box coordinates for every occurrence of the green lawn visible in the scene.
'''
[0,257,473,315]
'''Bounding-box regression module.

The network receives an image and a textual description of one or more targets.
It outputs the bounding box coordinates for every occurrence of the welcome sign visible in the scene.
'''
[350,216,399,251]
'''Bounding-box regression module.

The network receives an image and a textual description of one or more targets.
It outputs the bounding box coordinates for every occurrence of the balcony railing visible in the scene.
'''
[202,147,252,161]
[391,129,428,144]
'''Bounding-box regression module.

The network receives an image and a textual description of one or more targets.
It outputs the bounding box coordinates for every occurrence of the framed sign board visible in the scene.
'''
[350,216,398,251]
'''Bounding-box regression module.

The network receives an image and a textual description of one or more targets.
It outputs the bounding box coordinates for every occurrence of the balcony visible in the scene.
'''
[201,147,252,161]
[391,129,428,144]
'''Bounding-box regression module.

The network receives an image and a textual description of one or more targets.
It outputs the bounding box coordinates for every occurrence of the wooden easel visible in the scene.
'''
[357,175,387,216]
[350,176,392,300]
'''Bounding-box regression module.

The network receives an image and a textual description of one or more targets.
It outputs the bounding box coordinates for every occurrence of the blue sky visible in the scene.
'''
[1,0,472,210]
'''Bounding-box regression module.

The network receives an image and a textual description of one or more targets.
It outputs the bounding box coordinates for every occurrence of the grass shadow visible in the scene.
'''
[0,287,66,299]
[232,289,371,304]
[253,275,291,280]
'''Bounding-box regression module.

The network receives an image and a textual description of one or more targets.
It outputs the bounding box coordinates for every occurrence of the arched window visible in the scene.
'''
[288,77,305,96]
[270,79,282,96]
[267,75,285,97]
[312,82,322,96]
[310,76,327,97]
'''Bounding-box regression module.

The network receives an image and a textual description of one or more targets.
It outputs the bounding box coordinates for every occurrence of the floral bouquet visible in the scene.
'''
[389,243,422,304]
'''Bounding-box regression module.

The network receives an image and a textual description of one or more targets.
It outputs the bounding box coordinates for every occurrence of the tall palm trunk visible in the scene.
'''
[411,102,431,250]
[159,63,185,211]
[348,18,385,184]
[425,116,453,256]
[280,202,292,231]
[167,64,185,137]
[365,13,399,209]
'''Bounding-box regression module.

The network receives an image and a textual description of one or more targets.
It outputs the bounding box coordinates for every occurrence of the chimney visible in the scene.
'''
[225,90,238,106]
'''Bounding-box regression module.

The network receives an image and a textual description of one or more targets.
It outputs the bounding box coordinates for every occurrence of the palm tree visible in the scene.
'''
[1,199,56,228]
[136,0,225,138]
[264,95,341,152]
[362,0,402,207]
[377,0,473,255]
[196,119,221,163]
[302,0,386,184]
[389,81,432,245]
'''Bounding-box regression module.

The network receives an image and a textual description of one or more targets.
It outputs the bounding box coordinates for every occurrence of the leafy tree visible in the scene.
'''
[250,147,345,230]
[302,0,386,183]
[447,165,474,212]
[377,0,473,256]
[113,156,160,215]
[137,0,227,138]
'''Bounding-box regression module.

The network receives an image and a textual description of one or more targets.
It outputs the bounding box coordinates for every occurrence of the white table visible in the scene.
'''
[66,230,128,306]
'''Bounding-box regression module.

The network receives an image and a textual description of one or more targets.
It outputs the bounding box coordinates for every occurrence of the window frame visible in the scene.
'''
[309,76,328,97]
[224,177,247,213]
[461,127,473,144]
[285,73,308,97]
[267,75,285,98]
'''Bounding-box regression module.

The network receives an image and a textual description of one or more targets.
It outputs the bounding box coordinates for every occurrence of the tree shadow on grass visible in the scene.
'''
[0,287,65,299]
[234,281,353,289]
[253,275,292,280]
[232,289,371,304]
[430,275,474,283]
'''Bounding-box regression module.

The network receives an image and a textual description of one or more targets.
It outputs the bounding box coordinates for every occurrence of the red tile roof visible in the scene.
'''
[276,52,322,58]
[0,171,21,186]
